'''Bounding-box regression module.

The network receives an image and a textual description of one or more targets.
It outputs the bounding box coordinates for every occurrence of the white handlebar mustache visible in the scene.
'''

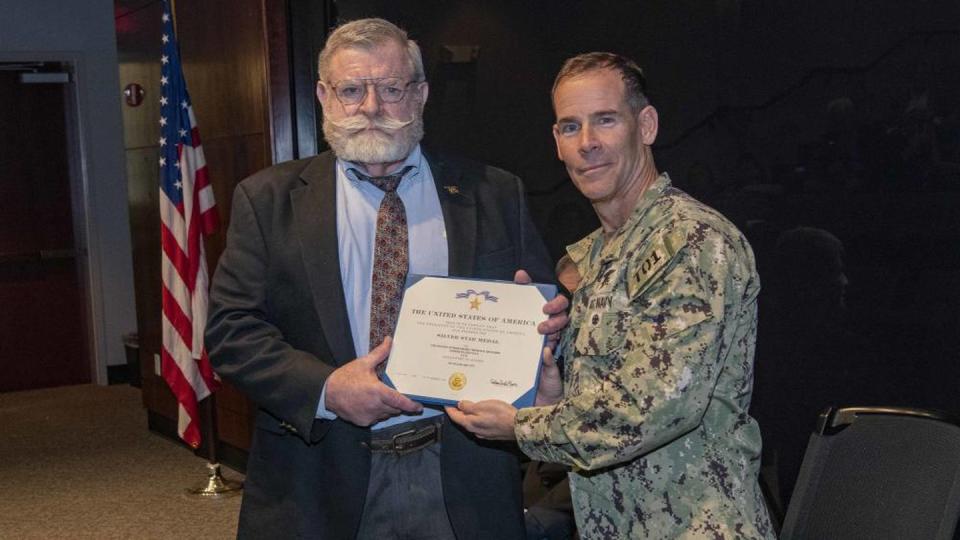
[326,114,415,132]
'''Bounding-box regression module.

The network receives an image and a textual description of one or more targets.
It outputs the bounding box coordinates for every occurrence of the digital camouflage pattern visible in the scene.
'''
[515,174,775,539]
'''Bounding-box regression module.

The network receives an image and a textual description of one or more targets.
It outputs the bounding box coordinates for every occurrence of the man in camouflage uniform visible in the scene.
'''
[447,52,775,539]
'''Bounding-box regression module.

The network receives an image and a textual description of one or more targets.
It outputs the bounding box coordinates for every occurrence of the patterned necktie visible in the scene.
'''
[356,166,413,352]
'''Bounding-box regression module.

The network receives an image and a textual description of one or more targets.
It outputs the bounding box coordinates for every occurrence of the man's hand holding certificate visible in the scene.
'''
[384,275,559,408]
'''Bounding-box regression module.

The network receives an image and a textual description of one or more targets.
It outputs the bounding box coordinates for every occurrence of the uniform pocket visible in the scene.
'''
[573,311,628,356]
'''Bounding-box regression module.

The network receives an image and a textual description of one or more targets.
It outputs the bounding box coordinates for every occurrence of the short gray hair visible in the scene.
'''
[317,18,425,82]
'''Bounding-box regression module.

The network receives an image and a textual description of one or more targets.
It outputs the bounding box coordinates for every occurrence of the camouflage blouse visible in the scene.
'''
[515,174,775,539]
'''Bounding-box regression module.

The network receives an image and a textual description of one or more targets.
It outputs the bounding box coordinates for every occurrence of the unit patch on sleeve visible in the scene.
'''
[627,231,681,300]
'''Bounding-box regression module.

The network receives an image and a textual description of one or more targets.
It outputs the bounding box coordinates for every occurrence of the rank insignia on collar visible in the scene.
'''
[443,185,460,195]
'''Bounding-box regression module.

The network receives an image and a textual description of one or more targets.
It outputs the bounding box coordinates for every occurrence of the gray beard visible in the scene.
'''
[323,114,424,164]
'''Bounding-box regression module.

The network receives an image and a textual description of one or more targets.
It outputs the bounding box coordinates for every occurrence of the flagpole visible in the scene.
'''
[187,394,241,497]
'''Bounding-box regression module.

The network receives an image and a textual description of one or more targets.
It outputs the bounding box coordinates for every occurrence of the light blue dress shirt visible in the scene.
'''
[316,145,448,429]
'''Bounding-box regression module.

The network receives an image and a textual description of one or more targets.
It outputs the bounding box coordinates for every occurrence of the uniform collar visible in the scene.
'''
[566,172,672,272]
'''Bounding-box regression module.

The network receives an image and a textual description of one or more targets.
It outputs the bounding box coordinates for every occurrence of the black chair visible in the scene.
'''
[781,406,960,540]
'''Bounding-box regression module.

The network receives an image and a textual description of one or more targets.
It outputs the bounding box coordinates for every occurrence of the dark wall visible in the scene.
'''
[336,0,960,249]
[334,1,960,165]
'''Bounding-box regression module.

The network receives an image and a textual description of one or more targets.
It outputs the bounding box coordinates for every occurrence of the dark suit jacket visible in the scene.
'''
[207,150,553,539]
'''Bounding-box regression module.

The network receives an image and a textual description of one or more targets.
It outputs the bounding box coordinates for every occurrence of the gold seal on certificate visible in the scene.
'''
[448,372,467,391]
[383,275,557,408]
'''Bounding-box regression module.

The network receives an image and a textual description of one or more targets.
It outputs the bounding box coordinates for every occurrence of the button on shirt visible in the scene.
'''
[316,145,448,429]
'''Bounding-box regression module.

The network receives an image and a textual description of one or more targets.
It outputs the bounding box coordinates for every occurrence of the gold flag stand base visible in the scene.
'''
[187,462,243,498]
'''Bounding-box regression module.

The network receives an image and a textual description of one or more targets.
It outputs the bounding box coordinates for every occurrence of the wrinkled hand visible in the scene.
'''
[325,337,422,426]
[514,269,570,351]
[535,346,563,406]
[445,400,518,440]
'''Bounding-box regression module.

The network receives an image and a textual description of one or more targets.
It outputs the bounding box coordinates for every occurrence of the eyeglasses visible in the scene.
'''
[325,77,422,106]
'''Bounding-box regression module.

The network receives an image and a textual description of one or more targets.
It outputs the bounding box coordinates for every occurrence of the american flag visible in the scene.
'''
[159,0,220,449]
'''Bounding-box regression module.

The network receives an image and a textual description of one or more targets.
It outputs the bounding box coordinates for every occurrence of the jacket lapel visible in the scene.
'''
[427,152,476,277]
[291,151,358,365]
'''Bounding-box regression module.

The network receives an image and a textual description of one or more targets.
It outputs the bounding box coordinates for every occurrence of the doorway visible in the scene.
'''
[0,62,90,391]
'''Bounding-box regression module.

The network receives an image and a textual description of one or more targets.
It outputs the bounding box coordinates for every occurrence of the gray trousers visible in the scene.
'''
[356,440,457,540]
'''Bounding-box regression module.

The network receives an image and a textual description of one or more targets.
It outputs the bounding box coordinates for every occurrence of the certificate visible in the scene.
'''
[383,275,557,408]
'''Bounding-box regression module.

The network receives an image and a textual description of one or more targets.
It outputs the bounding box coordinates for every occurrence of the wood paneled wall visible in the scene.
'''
[120,0,289,457]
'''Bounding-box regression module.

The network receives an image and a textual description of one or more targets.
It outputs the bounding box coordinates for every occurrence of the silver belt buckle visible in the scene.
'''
[392,423,438,455]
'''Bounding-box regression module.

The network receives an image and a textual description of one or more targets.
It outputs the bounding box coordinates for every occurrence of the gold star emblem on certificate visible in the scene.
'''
[469,297,482,310]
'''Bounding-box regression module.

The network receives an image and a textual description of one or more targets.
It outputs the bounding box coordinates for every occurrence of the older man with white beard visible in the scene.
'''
[206,18,566,540]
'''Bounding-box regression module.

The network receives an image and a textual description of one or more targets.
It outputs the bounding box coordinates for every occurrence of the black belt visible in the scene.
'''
[365,417,443,455]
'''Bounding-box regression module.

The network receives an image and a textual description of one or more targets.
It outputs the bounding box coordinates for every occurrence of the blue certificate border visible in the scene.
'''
[382,274,557,409]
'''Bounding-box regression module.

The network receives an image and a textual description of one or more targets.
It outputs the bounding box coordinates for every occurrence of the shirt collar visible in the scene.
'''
[340,144,423,184]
